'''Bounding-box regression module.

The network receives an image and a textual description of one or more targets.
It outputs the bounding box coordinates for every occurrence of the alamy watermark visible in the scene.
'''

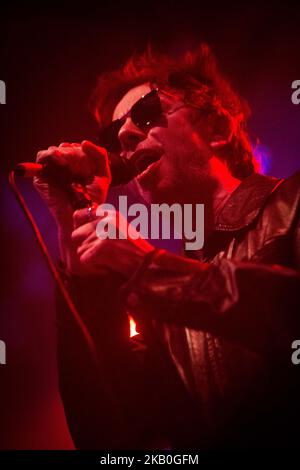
[0,80,6,104]
[95,196,204,250]
[0,339,6,365]
[291,340,300,365]
[291,80,300,105]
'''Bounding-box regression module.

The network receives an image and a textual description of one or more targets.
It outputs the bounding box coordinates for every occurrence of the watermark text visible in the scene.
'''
[0,340,6,365]
[96,196,204,251]
[291,339,300,365]
[291,80,300,105]
[0,80,6,104]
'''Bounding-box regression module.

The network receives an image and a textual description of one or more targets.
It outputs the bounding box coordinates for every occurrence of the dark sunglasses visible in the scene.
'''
[98,89,162,152]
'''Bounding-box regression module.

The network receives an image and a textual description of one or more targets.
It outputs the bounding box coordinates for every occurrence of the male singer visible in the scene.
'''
[34,44,300,449]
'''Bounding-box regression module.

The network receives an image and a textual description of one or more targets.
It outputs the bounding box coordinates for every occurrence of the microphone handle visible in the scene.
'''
[13,154,136,209]
[14,153,136,188]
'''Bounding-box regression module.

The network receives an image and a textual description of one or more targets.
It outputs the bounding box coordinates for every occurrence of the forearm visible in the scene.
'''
[122,250,300,357]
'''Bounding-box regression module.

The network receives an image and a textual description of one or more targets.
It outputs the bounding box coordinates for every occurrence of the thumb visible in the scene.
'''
[81,140,111,179]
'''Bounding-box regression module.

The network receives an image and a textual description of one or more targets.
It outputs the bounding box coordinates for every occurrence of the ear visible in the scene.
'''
[209,114,232,149]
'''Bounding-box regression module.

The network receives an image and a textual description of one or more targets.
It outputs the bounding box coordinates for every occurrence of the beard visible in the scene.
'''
[130,120,214,205]
[132,149,212,206]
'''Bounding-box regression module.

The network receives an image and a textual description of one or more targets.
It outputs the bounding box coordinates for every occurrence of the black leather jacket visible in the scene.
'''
[57,171,300,449]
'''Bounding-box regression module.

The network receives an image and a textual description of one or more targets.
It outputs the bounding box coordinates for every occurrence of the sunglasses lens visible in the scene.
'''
[98,91,162,152]
[131,90,162,127]
[99,119,123,152]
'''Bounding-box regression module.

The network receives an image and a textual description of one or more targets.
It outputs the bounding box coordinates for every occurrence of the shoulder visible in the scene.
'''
[273,170,300,197]
[266,170,300,215]
[259,170,300,237]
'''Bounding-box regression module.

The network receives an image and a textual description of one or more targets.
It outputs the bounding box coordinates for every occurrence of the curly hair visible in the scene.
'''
[89,44,257,179]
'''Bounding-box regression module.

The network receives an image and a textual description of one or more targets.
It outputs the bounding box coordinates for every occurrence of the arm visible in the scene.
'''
[121,247,300,359]
[33,141,170,449]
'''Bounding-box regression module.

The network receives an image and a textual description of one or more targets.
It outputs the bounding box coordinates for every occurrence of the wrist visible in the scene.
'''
[118,248,166,306]
[118,245,156,279]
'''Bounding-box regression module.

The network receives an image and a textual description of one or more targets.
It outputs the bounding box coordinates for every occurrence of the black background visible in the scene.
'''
[0,0,299,449]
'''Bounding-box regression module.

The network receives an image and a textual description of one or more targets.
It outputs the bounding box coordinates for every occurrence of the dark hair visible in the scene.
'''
[89,44,257,179]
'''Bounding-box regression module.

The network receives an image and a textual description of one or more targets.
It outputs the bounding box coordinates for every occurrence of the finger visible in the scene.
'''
[79,242,105,269]
[36,148,61,164]
[77,233,97,256]
[81,140,111,179]
[73,204,99,229]
[71,221,98,244]
[59,142,72,147]
[36,150,48,162]
[79,240,113,275]
[59,142,81,148]
[79,243,97,266]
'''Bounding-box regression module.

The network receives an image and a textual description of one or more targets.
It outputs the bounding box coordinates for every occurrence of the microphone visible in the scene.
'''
[14,153,136,187]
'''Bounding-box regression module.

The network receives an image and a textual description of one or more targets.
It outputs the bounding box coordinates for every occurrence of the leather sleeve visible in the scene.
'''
[122,249,300,358]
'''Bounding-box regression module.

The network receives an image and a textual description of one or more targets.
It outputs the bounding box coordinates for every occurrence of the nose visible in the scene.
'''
[118,117,146,152]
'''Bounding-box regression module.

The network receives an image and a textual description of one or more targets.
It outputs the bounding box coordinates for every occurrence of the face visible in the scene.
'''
[112,83,213,204]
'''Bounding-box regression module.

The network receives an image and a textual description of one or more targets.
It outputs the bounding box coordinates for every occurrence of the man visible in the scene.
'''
[35,44,300,449]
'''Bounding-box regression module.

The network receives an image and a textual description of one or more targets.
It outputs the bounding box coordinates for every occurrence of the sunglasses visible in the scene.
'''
[98,88,166,153]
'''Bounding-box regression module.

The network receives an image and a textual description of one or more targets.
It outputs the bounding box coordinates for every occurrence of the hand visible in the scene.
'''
[34,140,111,225]
[71,207,155,278]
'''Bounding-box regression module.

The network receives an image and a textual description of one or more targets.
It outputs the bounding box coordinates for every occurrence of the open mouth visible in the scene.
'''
[130,148,163,176]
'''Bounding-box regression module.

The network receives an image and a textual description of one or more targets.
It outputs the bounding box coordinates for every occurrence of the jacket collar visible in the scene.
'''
[215,172,283,231]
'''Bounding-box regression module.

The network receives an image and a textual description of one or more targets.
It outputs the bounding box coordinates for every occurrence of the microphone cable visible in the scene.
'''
[8,170,99,367]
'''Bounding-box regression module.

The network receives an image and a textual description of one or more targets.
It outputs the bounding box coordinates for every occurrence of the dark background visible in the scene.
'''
[0,1,299,449]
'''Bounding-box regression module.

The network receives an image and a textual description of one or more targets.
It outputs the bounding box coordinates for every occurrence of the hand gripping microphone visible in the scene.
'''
[14,152,136,187]
[9,152,137,365]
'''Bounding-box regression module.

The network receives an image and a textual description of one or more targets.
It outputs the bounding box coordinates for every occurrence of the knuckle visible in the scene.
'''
[80,251,90,265]
[76,245,84,256]
[73,209,81,222]
[36,149,49,161]
[47,146,60,155]
[71,230,78,241]
[58,142,71,147]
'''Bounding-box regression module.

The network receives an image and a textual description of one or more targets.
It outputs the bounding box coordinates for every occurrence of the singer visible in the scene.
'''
[34,44,300,449]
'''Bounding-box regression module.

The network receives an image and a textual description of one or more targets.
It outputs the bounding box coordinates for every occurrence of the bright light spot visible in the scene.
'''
[129,315,139,337]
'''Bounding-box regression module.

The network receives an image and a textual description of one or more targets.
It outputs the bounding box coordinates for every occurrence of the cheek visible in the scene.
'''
[165,128,200,160]
[150,113,211,170]
[168,117,211,160]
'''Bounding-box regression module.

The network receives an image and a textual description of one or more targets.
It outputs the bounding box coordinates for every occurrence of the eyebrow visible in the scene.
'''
[114,88,176,121]
[115,91,150,120]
